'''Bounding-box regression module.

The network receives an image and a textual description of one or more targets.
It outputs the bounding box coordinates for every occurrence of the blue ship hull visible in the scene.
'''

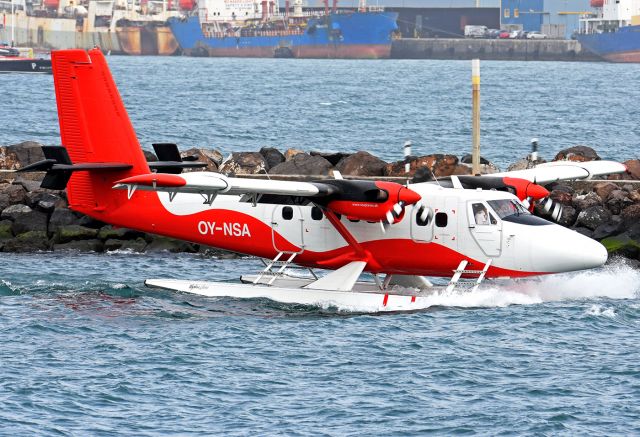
[168,12,398,59]
[577,25,640,62]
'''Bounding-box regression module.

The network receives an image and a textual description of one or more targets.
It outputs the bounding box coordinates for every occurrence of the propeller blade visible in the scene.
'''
[551,203,563,222]
[385,210,395,225]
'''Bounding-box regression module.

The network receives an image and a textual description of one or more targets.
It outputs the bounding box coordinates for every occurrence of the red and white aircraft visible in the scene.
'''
[23,49,627,311]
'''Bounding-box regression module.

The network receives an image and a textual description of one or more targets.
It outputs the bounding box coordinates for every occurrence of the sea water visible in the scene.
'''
[1,58,640,435]
[2,57,639,167]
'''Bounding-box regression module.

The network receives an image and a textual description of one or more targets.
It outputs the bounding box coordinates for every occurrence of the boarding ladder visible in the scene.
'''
[446,259,492,293]
[252,251,315,286]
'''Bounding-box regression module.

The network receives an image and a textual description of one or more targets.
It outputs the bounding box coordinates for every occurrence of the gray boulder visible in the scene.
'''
[310,151,350,166]
[181,147,223,171]
[49,208,80,230]
[606,190,634,215]
[97,226,143,240]
[54,225,99,243]
[335,151,386,177]
[2,141,45,170]
[0,220,12,239]
[384,154,459,178]
[53,239,104,252]
[26,191,66,212]
[593,217,624,240]
[145,236,198,253]
[621,204,640,226]
[0,184,27,206]
[549,189,573,205]
[11,210,48,235]
[12,175,42,193]
[143,150,158,162]
[572,192,602,212]
[104,237,147,252]
[1,204,32,221]
[219,152,268,175]
[77,215,105,229]
[1,231,49,252]
[269,153,333,176]
[575,205,611,231]
[573,227,594,238]
[555,205,578,228]
[593,182,619,201]
[553,145,600,162]
[259,147,285,169]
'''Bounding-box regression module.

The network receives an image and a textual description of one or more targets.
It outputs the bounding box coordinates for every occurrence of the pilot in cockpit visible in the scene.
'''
[473,204,489,225]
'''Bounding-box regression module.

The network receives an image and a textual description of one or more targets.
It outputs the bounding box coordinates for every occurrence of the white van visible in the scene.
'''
[464,25,488,38]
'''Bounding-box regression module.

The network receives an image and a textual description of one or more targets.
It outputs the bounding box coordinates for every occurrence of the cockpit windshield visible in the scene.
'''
[487,199,530,219]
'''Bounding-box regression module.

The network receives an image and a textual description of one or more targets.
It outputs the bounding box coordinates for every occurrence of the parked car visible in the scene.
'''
[486,28,501,39]
[498,30,510,39]
[509,30,525,39]
[527,31,548,39]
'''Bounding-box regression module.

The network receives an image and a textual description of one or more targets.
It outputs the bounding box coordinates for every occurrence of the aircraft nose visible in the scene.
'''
[529,224,608,273]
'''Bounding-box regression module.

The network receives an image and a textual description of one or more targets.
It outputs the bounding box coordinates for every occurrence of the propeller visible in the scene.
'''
[384,201,406,225]
[535,196,564,223]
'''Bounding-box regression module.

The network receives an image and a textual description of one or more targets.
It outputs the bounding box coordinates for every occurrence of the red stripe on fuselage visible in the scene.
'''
[73,192,542,279]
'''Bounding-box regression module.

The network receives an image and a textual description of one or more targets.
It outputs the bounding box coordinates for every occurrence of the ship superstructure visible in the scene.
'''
[168,0,399,58]
[577,0,640,62]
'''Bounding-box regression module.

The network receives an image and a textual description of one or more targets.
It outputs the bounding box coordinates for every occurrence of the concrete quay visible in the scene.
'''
[391,38,602,62]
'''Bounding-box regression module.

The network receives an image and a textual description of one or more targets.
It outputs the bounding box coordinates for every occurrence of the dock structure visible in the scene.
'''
[391,38,601,62]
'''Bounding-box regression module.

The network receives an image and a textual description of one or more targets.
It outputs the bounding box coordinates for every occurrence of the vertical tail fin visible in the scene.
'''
[51,49,149,215]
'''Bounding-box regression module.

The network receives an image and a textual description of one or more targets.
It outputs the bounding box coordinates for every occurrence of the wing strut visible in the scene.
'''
[322,209,368,259]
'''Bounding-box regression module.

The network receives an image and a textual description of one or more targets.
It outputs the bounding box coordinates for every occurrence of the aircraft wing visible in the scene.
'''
[489,160,627,184]
[113,172,335,199]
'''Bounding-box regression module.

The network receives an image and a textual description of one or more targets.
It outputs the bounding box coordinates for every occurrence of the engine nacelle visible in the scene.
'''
[321,181,421,223]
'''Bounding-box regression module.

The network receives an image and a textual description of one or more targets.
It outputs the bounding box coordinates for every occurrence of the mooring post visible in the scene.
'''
[530,138,539,162]
[472,58,481,176]
[404,140,412,174]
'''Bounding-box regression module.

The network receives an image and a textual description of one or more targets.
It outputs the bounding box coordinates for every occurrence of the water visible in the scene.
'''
[1,253,640,435]
[2,57,640,434]
[1,57,639,168]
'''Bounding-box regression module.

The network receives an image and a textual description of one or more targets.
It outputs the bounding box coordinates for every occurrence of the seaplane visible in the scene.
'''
[21,48,628,312]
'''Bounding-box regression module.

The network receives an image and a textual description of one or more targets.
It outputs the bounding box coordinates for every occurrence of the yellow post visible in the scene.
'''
[471,59,481,176]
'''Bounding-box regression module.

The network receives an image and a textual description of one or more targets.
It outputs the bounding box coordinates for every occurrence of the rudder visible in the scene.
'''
[52,49,149,215]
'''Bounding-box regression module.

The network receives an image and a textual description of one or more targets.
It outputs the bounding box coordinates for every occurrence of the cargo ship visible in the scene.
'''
[576,0,640,62]
[0,0,180,55]
[168,0,398,58]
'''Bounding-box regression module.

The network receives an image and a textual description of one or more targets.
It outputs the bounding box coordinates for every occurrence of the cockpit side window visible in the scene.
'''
[487,199,529,219]
[471,202,498,225]
[472,203,490,225]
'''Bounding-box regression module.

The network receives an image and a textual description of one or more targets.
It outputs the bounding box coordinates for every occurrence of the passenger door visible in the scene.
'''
[271,205,305,253]
[468,201,502,257]
[434,197,458,251]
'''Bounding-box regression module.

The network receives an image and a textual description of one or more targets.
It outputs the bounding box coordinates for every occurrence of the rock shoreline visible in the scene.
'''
[1,141,640,262]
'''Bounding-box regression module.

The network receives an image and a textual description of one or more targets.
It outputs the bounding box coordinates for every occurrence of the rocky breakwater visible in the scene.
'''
[1,141,639,263]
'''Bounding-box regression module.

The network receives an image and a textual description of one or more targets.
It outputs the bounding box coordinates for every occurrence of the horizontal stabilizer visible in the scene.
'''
[18,145,132,190]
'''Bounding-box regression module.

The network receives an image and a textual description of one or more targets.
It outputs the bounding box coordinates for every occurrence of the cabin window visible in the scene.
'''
[435,212,448,227]
[282,206,293,220]
[311,206,323,221]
